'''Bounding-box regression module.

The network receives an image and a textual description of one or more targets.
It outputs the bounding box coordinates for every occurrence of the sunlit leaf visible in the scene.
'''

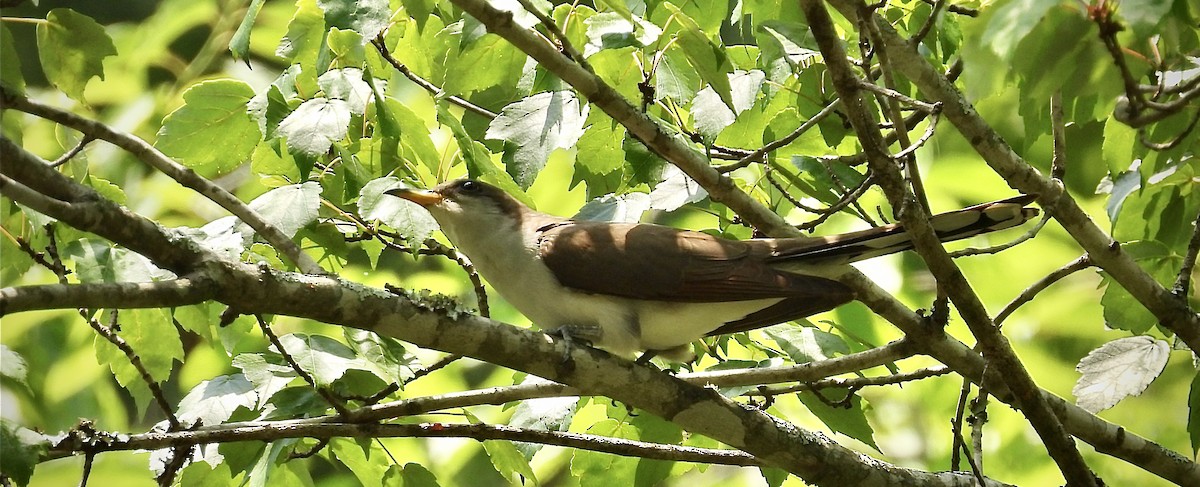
[358,177,439,246]
[1073,336,1170,413]
[574,192,651,222]
[229,0,266,65]
[0,24,24,95]
[485,91,589,188]
[797,390,879,451]
[649,165,706,211]
[178,374,258,426]
[765,324,850,363]
[508,375,579,458]
[156,79,260,176]
[278,97,352,156]
[276,333,360,386]
[37,8,117,101]
[317,0,389,43]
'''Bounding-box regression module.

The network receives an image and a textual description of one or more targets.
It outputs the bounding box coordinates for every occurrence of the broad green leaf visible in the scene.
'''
[583,12,662,56]
[0,420,48,486]
[232,353,299,409]
[437,104,534,207]
[344,328,421,385]
[0,24,24,94]
[358,177,439,246]
[63,239,173,283]
[649,165,706,211]
[485,91,589,188]
[791,155,868,205]
[278,97,352,156]
[245,181,323,238]
[691,69,765,141]
[977,0,1060,62]
[384,97,441,174]
[761,467,790,487]
[574,114,627,195]
[177,374,258,426]
[465,410,539,485]
[1119,0,1177,41]
[383,463,442,487]
[37,8,117,101]
[318,67,373,115]
[318,0,390,43]
[230,0,266,65]
[663,4,735,111]
[508,375,580,458]
[0,345,28,388]
[628,412,683,487]
[327,27,368,65]
[798,390,879,450]
[574,192,651,222]
[444,34,526,96]
[571,419,638,487]
[1100,241,1180,333]
[277,0,326,70]
[765,324,850,363]
[277,333,360,386]
[156,79,260,176]
[653,49,701,102]
[1073,336,1170,413]
[330,438,389,487]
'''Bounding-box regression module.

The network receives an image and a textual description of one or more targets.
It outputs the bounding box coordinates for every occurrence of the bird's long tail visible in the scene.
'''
[770,195,1040,265]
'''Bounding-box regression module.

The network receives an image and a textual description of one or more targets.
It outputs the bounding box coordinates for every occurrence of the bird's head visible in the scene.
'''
[385,179,527,241]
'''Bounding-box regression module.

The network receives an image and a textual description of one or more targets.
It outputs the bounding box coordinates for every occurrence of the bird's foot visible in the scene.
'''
[546,325,601,363]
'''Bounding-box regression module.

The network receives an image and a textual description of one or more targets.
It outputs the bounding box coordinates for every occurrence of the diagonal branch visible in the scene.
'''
[799,1,1097,484]
[0,277,216,316]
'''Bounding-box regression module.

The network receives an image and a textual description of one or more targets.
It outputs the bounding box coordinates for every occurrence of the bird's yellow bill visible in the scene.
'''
[386,187,442,207]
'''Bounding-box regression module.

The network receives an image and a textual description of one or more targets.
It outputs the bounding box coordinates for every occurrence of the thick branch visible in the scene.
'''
[0,277,216,316]
[0,90,323,275]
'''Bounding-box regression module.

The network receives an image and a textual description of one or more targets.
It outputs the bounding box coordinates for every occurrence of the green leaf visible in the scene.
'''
[583,12,662,55]
[230,0,266,65]
[245,181,323,238]
[0,345,28,388]
[177,374,258,426]
[437,103,534,207]
[63,239,173,283]
[797,389,879,450]
[765,324,851,363]
[330,438,389,487]
[571,419,638,487]
[317,0,390,43]
[344,328,420,385]
[1073,336,1170,413]
[358,177,439,246]
[277,0,326,70]
[653,49,700,102]
[0,420,49,486]
[156,79,261,177]
[648,165,706,211]
[761,467,789,487]
[574,192,651,222]
[318,67,374,115]
[232,353,299,409]
[279,97,352,156]
[384,97,441,174]
[383,463,442,487]
[485,91,590,188]
[1100,240,1180,333]
[36,8,117,101]
[0,24,25,95]
[277,333,360,386]
[464,409,539,485]
[663,4,735,111]
[508,375,579,458]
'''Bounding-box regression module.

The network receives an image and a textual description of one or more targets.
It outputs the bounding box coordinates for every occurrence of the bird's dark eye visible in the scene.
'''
[459,180,480,192]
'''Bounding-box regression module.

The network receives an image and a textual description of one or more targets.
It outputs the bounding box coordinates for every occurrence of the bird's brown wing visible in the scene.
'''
[536,221,853,305]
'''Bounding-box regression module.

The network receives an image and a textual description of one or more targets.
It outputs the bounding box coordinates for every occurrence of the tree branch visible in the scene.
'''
[0,90,323,275]
[0,277,216,316]
[800,1,1096,484]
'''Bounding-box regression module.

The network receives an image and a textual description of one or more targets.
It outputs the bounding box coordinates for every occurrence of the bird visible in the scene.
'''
[386,179,1038,362]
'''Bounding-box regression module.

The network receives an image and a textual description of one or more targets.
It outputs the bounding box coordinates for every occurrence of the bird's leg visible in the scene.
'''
[634,350,659,365]
[545,324,602,363]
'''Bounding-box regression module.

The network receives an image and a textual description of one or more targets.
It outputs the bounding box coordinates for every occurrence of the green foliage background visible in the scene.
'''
[0,0,1197,485]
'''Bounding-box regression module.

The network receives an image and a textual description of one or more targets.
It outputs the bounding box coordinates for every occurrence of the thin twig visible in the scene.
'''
[910,0,947,45]
[370,36,498,120]
[255,314,352,416]
[950,378,971,471]
[994,255,1093,326]
[86,310,182,430]
[50,135,94,168]
[1050,92,1068,180]
[856,79,943,113]
[716,99,842,173]
[1173,210,1200,299]
[949,211,1050,258]
[513,0,589,70]
[1139,108,1200,151]
[750,366,950,396]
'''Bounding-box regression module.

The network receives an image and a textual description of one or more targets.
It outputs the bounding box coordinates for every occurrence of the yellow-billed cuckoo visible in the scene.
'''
[387,180,1037,361]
